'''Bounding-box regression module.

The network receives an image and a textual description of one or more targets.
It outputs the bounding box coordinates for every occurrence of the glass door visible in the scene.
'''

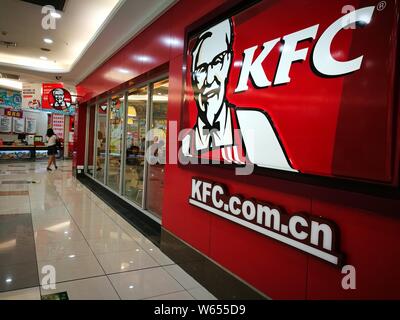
[123,86,148,205]
[94,101,108,184]
[106,94,125,193]
[85,105,96,176]
[145,79,168,218]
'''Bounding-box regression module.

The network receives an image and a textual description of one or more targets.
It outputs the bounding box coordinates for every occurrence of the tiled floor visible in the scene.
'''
[0,160,216,300]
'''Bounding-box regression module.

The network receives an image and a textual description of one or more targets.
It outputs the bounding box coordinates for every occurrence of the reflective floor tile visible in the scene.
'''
[40,276,119,300]
[0,214,37,267]
[0,262,39,292]
[187,287,217,300]
[146,290,195,300]
[79,222,126,240]
[0,287,41,300]
[32,215,72,229]
[34,222,85,244]
[108,267,184,300]
[37,254,104,284]
[72,213,114,229]
[87,237,142,255]
[31,204,69,216]
[66,202,105,216]
[163,265,202,290]
[0,195,30,215]
[96,249,159,274]
[0,191,29,196]
[35,239,93,262]
[0,184,28,192]
[139,239,175,266]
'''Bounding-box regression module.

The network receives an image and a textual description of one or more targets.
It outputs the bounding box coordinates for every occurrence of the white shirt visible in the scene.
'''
[182,107,298,173]
[47,135,57,147]
[195,104,233,151]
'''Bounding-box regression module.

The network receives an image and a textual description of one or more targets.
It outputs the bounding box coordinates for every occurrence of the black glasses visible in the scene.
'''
[194,50,231,76]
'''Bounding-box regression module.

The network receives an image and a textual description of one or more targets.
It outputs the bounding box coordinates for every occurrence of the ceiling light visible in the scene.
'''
[0,78,22,90]
[118,68,130,74]
[40,56,48,60]
[5,278,12,283]
[50,12,62,19]
[43,38,53,44]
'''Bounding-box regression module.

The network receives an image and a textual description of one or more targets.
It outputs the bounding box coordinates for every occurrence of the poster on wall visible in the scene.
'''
[0,89,22,108]
[0,115,12,133]
[26,118,37,134]
[13,118,25,133]
[22,83,42,109]
[52,114,64,139]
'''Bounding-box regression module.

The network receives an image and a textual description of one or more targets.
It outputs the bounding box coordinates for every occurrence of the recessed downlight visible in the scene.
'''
[40,56,48,60]
[43,38,53,44]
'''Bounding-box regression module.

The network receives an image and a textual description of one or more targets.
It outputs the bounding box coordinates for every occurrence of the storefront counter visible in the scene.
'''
[0,145,63,161]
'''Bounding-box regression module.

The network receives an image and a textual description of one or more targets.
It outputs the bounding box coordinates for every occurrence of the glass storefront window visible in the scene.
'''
[94,101,108,184]
[146,79,168,218]
[106,94,125,193]
[123,86,147,205]
[84,77,169,222]
[86,106,96,176]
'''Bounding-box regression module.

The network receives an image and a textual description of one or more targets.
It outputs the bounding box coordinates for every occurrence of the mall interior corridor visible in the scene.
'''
[0,160,215,300]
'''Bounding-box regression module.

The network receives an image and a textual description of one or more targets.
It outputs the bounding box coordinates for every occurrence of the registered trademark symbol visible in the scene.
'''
[377,1,386,11]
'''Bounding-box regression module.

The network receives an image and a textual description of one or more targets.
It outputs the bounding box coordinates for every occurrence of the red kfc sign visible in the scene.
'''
[48,88,72,112]
[183,0,399,184]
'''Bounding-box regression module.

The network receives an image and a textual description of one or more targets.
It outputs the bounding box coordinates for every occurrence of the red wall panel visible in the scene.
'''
[307,201,400,299]
[76,0,400,299]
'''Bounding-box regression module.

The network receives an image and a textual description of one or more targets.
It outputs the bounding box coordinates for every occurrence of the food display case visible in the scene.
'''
[0,145,64,161]
[0,149,32,160]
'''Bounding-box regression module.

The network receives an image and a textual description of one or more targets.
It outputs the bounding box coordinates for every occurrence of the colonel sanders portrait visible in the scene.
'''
[182,18,297,172]
[52,88,71,109]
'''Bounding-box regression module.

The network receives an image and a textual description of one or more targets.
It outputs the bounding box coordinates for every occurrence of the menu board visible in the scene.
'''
[13,118,25,133]
[52,114,64,139]
[26,118,37,134]
[0,116,12,133]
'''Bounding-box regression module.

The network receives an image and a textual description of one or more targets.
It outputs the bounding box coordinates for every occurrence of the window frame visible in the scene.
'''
[83,74,168,224]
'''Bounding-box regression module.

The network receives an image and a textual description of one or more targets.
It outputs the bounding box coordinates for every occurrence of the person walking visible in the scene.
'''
[46,128,58,171]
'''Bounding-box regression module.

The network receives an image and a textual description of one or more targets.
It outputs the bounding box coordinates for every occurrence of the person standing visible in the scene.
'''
[46,128,58,171]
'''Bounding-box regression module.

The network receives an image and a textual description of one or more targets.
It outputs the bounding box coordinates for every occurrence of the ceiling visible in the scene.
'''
[0,0,177,90]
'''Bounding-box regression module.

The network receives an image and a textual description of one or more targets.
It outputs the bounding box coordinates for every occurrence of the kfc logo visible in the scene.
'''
[49,88,72,111]
[182,5,376,174]
[183,19,297,172]
[235,6,375,91]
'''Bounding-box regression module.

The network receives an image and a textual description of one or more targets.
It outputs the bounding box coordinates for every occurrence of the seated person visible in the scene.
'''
[127,145,140,165]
